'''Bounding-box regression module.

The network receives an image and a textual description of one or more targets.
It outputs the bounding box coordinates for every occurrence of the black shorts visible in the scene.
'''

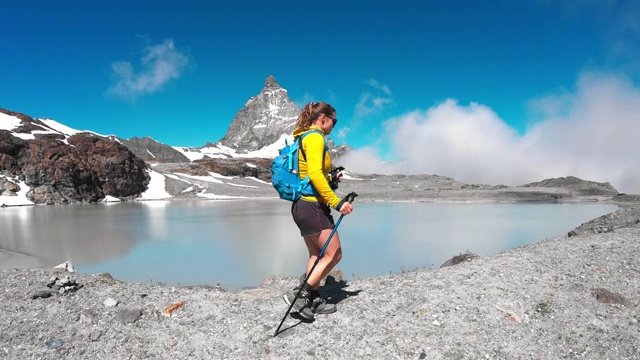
[291,199,335,237]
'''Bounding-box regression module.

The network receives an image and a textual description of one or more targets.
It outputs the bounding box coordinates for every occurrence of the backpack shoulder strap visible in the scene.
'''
[298,130,327,168]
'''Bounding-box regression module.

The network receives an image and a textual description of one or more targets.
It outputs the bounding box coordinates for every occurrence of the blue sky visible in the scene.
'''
[2,1,640,193]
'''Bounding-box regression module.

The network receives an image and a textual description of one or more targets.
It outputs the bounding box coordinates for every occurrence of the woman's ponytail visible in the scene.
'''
[295,102,335,130]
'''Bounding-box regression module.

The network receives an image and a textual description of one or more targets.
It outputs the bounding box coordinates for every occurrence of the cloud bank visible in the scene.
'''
[340,72,640,194]
[108,39,190,101]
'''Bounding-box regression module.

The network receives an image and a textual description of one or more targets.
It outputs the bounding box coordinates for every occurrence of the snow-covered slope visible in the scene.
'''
[173,133,291,161]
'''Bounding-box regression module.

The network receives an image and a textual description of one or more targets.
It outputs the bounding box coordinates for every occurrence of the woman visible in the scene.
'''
[284,101,354,321]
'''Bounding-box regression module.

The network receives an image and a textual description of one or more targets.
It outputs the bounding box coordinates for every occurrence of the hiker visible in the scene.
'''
[283,101,354,320]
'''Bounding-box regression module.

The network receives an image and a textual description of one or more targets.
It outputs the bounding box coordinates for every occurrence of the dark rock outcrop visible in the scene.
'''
[1,108,150,204]
[0,130,26,173]
[440,252,479,267]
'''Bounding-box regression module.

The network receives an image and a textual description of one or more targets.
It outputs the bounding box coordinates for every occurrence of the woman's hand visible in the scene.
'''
[334,192,357,215]
[339,201,353,215]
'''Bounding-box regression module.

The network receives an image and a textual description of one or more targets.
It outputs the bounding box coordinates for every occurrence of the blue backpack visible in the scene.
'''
[271,130,326,201]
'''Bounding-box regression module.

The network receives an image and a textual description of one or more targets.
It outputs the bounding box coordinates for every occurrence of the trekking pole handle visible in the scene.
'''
[345,192,358,204]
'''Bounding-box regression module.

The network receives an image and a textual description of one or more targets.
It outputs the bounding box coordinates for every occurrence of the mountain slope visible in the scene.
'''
[119,137,190,163]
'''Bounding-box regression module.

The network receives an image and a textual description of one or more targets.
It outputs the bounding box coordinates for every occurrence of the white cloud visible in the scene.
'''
[340,72,640,194]
[354,79,394,118]
[108,39,190,101]
[366,78,392,95]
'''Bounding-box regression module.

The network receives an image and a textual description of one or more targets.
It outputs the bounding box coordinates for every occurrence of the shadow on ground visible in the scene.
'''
[321,275,362,305]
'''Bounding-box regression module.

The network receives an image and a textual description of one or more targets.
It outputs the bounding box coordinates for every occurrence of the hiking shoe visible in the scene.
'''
[283,288,314,321]
[310,296,337,315]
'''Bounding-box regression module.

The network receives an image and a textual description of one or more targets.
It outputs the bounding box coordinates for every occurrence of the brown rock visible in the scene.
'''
[593,288,627,305]
[1,109,150,204]
[1,179,19,194]
[441,252,479,267]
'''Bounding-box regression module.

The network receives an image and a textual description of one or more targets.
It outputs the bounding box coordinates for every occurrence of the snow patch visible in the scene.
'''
[226,183,258,189]
[0,113,23,130]
[39,119,84,136]
[11,133,35,140]
[209,172,234,180]
[165,173,192,184]
[172,147,206,161]
[177,173,224,184]
[31,130,58,136]
[196,192,246,200]
[139,170,172,200]
[103,195,121,203]
[0,177,34,207]
[172,133,292,161]
[247,177,270,185]
[39,118,109,138]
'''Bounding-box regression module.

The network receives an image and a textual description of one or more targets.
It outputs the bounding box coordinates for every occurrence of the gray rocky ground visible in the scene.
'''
[1,183,639,359]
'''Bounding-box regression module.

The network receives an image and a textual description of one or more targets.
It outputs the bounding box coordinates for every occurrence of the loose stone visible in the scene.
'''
[45,338,64,350]
[104,298,119,308]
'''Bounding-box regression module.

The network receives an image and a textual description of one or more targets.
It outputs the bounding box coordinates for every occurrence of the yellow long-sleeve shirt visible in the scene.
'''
[292,126,341,208]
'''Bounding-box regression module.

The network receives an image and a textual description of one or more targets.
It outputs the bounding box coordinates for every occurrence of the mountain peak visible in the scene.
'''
[264,75,281,89]
[218,76,298,152]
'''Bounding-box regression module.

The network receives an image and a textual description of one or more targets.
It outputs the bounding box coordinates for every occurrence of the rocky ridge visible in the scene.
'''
[524,176,618,196]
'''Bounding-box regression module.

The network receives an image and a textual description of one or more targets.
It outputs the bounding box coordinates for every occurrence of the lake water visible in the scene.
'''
[0,200,617,289]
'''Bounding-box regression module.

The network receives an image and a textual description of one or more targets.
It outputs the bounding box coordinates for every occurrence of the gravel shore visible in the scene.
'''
[1,191,639,359]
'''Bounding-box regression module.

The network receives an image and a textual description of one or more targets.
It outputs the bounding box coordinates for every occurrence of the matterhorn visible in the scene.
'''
[218,75,299,152]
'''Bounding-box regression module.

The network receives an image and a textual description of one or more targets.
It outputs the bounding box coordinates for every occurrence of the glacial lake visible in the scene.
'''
[0,200,617,289]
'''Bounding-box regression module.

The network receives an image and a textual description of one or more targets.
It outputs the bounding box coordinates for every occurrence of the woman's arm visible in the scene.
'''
[303,133,341,208]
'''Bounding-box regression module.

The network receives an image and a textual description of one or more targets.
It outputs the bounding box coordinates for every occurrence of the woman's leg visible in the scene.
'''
[303,229,343,289]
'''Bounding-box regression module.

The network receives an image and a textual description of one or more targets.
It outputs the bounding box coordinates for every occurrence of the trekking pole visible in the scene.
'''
[274,192,358,337]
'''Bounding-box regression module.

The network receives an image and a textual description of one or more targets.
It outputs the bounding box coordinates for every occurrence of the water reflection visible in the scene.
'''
[0,204,140,267]
[0,200,617,289]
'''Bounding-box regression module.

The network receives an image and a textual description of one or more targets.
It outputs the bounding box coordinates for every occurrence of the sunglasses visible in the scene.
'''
[325,114,338,126]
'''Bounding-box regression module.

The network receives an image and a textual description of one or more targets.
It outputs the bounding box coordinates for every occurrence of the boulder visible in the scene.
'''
[0,109,150,204]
